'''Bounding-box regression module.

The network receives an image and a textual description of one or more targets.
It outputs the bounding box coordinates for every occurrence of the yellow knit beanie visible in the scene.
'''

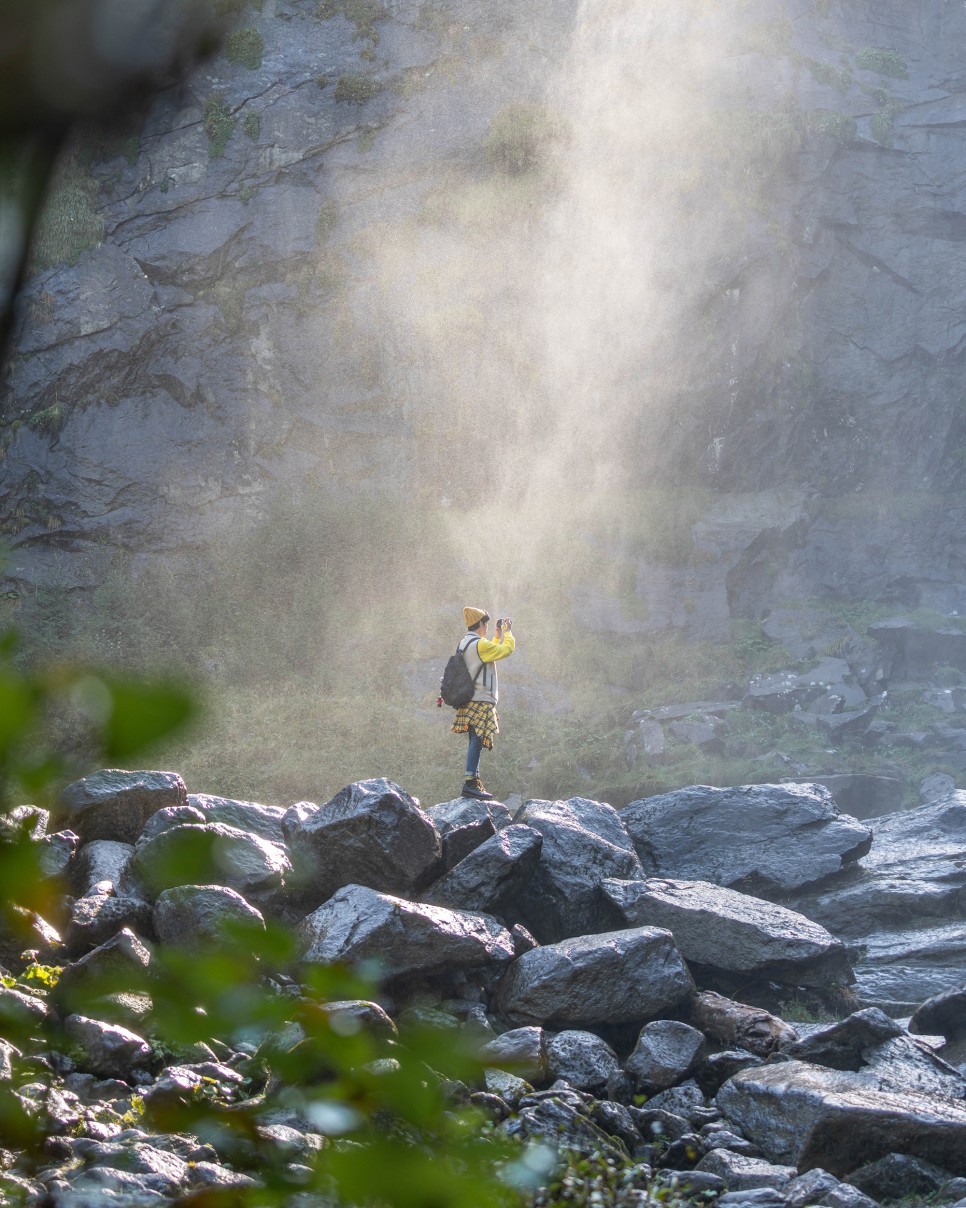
[463,606,488,629]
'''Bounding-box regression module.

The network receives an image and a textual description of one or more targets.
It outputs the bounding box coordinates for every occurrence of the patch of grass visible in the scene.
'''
[203,95,236,158]
[856,47,908,79]
[226,27,264,70]
[243,111,261,141]
[29,152,105,270]
[483,102,568,175]
[314,196,338,244]
[334,72,383,104]
[26,402,68,438]
[415,1,450,37]
[357,128,376,153]
[318,0,388,43]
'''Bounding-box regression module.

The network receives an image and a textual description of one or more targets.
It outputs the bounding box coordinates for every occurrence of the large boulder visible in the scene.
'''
[625,1020,706,1094]
[499,797,644,942]
[53,928,153,1015]
[54,770,188,844]
[851,922,966,1015]
[716,1060,966,1177]
[188,794,287,844]
[282,779,440,909]
[65,891,154,955]
[63,1015,151,1079]
[909,984,966,1042]
[546,1030,619,1093]
[153,884,266,951]
[602,877,853,989]
[426,798,513,870]
[296,884,514,982]
[422,824,542,914]
[791,794,966,937]
[620,784,871,897]
[496,926,694,1028]
[480,1026,548,1084]
[71,840,135,896]
[125,823,291,903]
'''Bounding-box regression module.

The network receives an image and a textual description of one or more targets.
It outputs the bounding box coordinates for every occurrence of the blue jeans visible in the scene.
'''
[465,726,484,778]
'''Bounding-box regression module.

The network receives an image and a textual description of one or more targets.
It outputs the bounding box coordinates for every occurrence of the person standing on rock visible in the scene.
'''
[452,606,514,800]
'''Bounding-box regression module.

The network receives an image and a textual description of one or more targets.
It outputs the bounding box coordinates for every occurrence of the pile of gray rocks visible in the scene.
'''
[2,769,966,1206]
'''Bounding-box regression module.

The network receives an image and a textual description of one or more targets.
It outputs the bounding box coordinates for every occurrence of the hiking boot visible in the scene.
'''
[461,776,493,800]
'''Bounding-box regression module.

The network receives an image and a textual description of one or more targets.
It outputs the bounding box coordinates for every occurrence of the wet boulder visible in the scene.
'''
[625,1020,707,1095]
[716,1060,966,1177]
[54,928,153,1016]
[282,779,440,909]
[297,884,514,982]
[695,1149,797,1192]
[55,770,188,844]
[620,783,871,897]
[784,1008,903,1070]
[546,1030,620,1093]
[791,794,966,938]
[847,1153,954,1202]
[126,823,291,904]
[65,890,153,955]
[426,798,513,870]
[497,926,694,1028]
[602,877,853,989]
[63,1015,151,1079]
[909,983,966,1042]
[481,1026,548,1084]
[72,840,135,896]
[153,884,266,951]
[422,824,542,914]
[188,793,287,844]
[139,805,206,842]
[500,797,644,942]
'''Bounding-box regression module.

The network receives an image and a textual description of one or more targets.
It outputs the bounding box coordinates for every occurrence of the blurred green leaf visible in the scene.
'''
[100,676,198,759]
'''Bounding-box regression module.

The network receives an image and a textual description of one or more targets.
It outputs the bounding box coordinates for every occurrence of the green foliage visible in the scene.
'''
[226,27,264,70]
[316,195,339,243]
[806,58,853,92]
[25,401,67,437]
[806,109,856,142]
[483,103,567,176]
[318,0,389,44]
[856,47,908,78]
[29,152,104,270]
[415,1,451,37]
[243,110,262,141]
[334,72,384,104]
[0,630,537,1206]
[204,94,236,157]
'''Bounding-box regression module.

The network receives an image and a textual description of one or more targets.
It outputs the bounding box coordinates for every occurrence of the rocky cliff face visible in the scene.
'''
[3,0,966,621]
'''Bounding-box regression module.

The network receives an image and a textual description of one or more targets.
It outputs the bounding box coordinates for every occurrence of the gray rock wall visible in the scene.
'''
[3,0,965,620]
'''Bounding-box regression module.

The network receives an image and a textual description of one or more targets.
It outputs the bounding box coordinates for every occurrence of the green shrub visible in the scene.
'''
[204,95,236,157]
[856,47,907,78]
[226,27,264,70]
[315,197,338,244]
[806,58,853,92]
[806,109,856,142]
[318,0,388,42]
[243,111,261,141]
[30,154,104,270]
[483,102,566,175]
[334,72,384,104]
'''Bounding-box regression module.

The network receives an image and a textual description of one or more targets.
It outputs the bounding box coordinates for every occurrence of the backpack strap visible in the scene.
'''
[458,636,485,686]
